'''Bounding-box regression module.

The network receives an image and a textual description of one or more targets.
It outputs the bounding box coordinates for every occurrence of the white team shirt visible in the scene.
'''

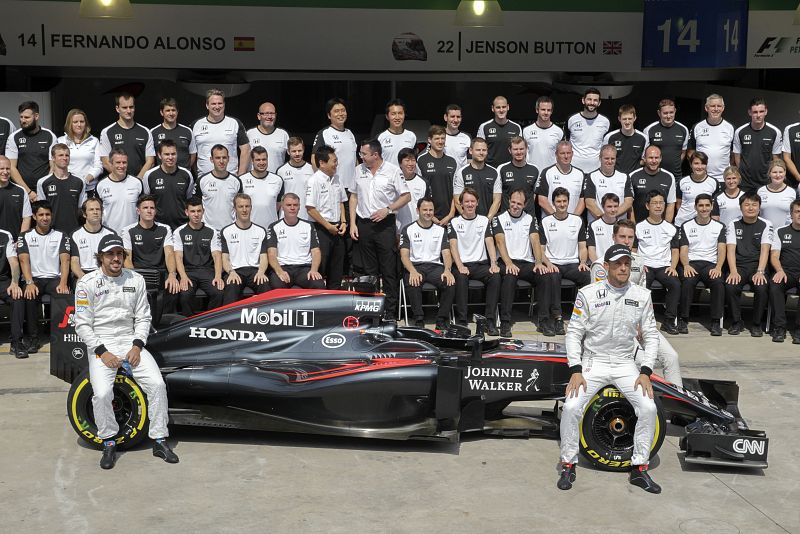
[679,218,725,263]
[448,214,491,263]
[396,175,429,233]
[523,122,563,171]
[378,129,417,168]
[239,171,284,229]
[266,218,319,266]
[583,168,632,223]
[57,134,103,190]
[17,228,68,278]
[314,126,358,191]
[757,185,799,231]
[197,172,242,232]
[536,164,586,215]
[539,213,585,265]
[635,219,678,268]
[674,175,720,227]
[352,161,409,219]
[400,221,448,265]
[277,161,314,221]
[246,127,290,173]
[70,225,116,271]
[567,113,610,173]
[492,211,537,263]
[713,190,744,227]
[306,169,346,223]
[193,115,248,175]
[691,119,734,180]
[444,131,471,169]
[95,175,143,235]
[220,222,268,270]
[587,218,615,261]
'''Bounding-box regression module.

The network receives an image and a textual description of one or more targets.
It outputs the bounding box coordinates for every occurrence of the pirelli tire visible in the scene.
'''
[67,369,149,450]
[578,385,666,472]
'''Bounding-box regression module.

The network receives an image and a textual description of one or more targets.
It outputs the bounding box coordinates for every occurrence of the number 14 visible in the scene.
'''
[657,18,700,53]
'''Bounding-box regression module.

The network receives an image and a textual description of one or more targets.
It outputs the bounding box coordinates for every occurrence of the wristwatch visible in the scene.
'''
[386,206,394,214]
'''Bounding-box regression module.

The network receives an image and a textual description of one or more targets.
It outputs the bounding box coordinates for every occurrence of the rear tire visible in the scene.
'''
[578,386,666,472]
[66,369,149,450]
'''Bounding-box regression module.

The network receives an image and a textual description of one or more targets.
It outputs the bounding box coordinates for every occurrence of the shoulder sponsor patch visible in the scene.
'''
[76,289,87,299]
[574,296,584,309]
[76,299,89,306]
[624,299,639,307]
[123,287,135,293]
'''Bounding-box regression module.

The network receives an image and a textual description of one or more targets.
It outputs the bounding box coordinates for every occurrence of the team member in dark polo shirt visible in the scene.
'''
[174,198,224,315]
[35,143,86,234]
[0,155,32,238]
[142,139,195,230]
[769,199,800,343]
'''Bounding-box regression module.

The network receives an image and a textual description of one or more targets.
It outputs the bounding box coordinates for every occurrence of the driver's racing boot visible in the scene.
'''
[557,463,576,490]
[100,440,117,470]
[629,465,661,494]
[153,439,179,464]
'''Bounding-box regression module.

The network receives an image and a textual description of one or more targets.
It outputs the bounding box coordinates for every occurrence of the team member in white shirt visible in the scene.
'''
[688,94,734,181]
[757,159,799,232]
[536,141,586,216]
[493,189,547,337]
[523,96,563,172]
[378,99,417,168]
[635,190,681,334]
[69,197,116,280]
[197,144,243,232]
[58,108,102,194]
[399,197,455,330]
[94,149,144,235]
[587,193,621,263]
[396,147,430,233]
[679,194,726,336]
[246,101,289,173]
[448,188,500,336]
[18,200,71,352]
[538,187,590,336]
[603,104,647,175]
[712,166,745,226]
[312,98,358,193]
[266,193,324,290]
[192,89,250,176]
[240,146,284,229]
[443,104,471,169]
[782,116,800,187]
[349,139,410,318]
[306,145,347,290]
[674,151,722,227]
[566,88,610,173]
[582,144,633,223]
[277,137,314,221]
[220,193,270,304]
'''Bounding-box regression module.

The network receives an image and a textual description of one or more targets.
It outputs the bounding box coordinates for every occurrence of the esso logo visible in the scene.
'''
[321,333,346,349]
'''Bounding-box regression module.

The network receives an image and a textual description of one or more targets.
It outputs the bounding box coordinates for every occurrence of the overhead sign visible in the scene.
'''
[641,0,748,68]
[0,2,642,72]
[747,4,800,68]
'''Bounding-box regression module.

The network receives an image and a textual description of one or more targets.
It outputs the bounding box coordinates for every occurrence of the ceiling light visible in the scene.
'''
[79,0,133,19]
[455,1,504,27]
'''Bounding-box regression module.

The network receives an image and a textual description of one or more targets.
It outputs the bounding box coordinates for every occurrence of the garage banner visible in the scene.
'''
[1,2,642,72]
[747,2,800,68]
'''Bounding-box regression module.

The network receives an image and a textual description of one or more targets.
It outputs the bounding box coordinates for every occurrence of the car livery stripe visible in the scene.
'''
[488,354,568,363]
[285,358,432,383]
[190,288,379,318]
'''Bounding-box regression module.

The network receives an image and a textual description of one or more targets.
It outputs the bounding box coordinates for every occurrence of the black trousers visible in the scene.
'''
[179,268,224,315]
[543,263,590,318]
[222,266,271,305]
[646,265,681,320]
[22,277,63,338]
[356,215,399,316]
[0,279,24,343]
[680,260,724,320]
[769,268,800,330]
[315,222,345,290]
[268,264,326,290]
[404,262,455,323]
[725,264,769,324]
[499,261,547,322]
[454,261,500,323]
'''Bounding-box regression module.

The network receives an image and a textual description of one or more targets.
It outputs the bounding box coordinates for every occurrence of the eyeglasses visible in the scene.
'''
[359,152,373,158]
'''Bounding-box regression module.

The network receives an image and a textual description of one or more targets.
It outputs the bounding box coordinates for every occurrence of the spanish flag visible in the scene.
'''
[234,36,255,52]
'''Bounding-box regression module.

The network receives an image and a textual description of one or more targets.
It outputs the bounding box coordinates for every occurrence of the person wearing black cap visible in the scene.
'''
[73,234,178,470]
[558,244,661,494]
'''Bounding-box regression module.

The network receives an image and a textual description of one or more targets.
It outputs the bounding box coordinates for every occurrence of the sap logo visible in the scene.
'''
[240,308,314,327]
[354,299,381,312]
[732,438,765,456]
[189,326,269,342]
[321,333,346,348]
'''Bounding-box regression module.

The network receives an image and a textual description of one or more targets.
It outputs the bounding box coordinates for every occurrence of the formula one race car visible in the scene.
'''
[51,289,768,471]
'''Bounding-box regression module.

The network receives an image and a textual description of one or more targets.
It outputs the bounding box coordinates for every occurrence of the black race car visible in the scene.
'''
[51,289,768,471]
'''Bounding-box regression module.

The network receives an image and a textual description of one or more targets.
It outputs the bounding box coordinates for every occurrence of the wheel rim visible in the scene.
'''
[85,386,136,430]
[591,403,637,454]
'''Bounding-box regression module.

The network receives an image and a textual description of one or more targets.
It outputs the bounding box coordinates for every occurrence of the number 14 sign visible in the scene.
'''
[642,0,748,68]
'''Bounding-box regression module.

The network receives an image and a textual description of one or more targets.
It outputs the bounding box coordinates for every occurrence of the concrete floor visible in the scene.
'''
[1,320,798,534]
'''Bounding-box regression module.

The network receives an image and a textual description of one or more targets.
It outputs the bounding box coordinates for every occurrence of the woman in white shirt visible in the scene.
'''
[674,151,720,227]
[57,108,103,193]
[757,159,799,231]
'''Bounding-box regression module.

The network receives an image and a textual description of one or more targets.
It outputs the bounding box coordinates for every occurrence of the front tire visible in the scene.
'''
[578,386,666,472]
[67,369,149,450]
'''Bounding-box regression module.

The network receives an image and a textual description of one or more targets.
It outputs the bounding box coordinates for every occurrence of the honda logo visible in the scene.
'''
[596,289,607,299]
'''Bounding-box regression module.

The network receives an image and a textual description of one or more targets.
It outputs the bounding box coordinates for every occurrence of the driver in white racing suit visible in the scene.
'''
[590,218,683,387]
[558,244,662,493]
[74,234,178,469]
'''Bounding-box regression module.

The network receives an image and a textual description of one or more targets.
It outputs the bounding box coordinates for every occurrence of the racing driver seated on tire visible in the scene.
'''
[558,244,662,493]
[74,234,179,470]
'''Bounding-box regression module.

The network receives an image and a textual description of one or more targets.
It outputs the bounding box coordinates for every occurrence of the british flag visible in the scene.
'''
[603,41,623,55]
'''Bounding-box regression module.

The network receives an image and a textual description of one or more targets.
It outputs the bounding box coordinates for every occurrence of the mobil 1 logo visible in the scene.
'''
[240,308,315,328]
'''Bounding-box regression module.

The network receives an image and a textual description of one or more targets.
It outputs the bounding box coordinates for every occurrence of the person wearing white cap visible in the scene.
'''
[557,244,661,494]
[74,233,178,470]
